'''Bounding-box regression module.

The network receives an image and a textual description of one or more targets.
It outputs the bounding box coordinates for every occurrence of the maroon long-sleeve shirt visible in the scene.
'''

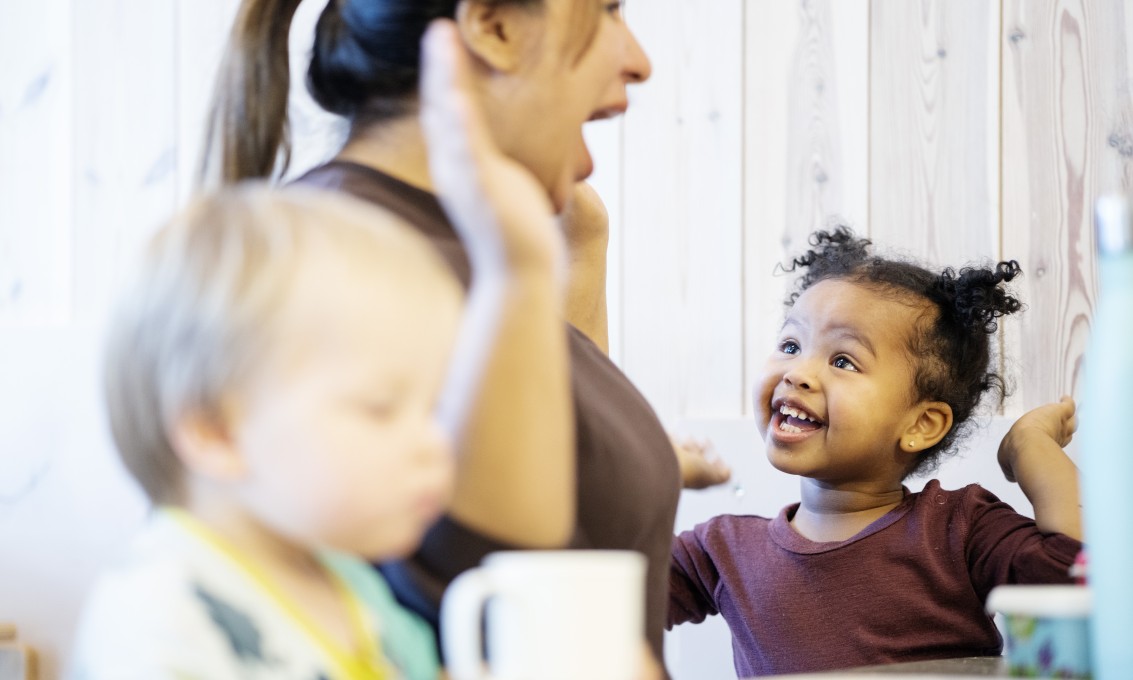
[669,480,1081,677]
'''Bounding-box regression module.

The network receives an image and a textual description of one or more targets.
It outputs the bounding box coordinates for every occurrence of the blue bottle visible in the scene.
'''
[1081,194,1133,680]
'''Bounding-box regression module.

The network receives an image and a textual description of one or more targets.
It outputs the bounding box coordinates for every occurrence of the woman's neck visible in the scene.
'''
[790,478,906,543]
[335,115,434,193]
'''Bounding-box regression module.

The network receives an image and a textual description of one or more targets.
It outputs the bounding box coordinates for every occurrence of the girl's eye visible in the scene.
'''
[605,1,624,16]
[779,340,800,355]
[833,356,858,372]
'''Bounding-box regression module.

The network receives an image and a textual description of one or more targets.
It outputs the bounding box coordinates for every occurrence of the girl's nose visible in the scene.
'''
[782,365,815,391]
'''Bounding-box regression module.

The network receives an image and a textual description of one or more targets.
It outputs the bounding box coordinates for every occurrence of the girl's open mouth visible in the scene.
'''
[770,403,825,440]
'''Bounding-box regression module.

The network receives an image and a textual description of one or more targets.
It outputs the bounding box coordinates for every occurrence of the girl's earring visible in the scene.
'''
[908,440,915,448]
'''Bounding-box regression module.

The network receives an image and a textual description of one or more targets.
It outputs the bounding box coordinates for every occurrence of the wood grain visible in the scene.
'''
[620,0,745,422]
[870,0,1000,265]
[743,0,870,416]
[1001,0,1131,410]
[0,0,74,325]
[74,0,178,311]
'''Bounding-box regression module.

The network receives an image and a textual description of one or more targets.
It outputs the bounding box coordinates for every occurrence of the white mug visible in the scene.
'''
[441,550,647,680]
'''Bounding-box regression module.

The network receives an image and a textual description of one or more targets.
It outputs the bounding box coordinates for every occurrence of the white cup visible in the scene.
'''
[441,550,647,680]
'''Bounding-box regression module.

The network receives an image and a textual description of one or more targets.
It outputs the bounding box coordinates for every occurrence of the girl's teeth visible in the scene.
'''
[779,420,803,434]
[779,404,815,423]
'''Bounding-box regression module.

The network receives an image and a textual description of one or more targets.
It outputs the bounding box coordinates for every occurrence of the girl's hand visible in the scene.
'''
[672,436,732,490]
[997,396,1077,483]
[997,396,1082,539]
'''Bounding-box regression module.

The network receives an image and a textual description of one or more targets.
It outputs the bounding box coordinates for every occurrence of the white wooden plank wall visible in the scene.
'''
[0,0,73,326]
[176,1,242,201]
[1001,0,1131,410]
[621,0,745,423]
[1,0,1129,676]
[870,0,1000,264]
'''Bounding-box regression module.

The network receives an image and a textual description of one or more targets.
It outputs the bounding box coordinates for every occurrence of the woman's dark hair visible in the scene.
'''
[199,0,553,186]
[783,227,1023,477]
[307,0,462,120]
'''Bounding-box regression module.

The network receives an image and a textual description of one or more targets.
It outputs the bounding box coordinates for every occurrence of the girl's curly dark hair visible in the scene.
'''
[783,227,1023,477]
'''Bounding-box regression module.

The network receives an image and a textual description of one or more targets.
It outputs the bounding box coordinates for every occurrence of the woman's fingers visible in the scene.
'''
[419,19,562,272]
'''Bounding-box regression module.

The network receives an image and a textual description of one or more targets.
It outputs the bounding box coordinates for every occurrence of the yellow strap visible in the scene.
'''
[164,509,391,680]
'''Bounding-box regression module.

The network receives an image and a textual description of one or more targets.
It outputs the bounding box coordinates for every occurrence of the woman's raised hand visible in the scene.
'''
[419,19,566,280]
[416,19,575,547]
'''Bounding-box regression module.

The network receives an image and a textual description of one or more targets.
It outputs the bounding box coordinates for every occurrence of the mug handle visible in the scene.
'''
[441,567,496,680]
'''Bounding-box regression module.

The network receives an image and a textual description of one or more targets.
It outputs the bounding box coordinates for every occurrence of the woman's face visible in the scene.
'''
[484,0,652,211]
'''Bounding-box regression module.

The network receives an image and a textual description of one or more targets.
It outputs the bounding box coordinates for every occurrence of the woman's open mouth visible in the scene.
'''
[587,103,628,122]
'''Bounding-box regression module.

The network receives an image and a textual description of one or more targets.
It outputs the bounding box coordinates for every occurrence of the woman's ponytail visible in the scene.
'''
[199,0,304,186]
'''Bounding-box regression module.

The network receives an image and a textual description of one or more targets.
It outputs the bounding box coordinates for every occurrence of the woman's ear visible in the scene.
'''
[169,409,247,482]
[454,0,539,73]
[901,401,954,453]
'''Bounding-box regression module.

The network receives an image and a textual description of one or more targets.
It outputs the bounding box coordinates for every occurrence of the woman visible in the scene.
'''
[203,0,685,666]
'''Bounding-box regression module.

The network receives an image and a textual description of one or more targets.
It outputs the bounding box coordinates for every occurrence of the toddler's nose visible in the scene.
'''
[782,364,816,391]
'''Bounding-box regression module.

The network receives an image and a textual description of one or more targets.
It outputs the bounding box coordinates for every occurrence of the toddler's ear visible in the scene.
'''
[902,401,954,453]
[169,411,247,481]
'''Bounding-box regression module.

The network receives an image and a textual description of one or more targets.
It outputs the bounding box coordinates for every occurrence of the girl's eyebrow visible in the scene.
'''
[781,315,806,332]
[825,325,877,357]
[781,316,877,357]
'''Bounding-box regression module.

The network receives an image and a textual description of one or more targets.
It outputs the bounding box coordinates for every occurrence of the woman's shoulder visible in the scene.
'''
[293,161,445,222]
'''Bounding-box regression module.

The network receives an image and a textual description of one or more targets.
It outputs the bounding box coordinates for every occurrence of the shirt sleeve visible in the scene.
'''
[668,526,723,629]
[961,484,1082,602]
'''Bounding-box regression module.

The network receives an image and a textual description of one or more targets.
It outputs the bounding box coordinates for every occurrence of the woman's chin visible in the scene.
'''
[575,145,595,182]
[550,172,582,215]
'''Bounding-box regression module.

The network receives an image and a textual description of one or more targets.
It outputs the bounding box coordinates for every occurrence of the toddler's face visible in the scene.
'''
[228,245,460,560]
[752,279,928,488]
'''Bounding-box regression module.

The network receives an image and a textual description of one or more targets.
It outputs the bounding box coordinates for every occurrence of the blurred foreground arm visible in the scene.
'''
[421,20,574,547]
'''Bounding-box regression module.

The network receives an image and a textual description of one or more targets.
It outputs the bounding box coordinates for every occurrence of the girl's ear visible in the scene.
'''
[901,401,954,453]
[454,0,539,73]
[169,410,247,482]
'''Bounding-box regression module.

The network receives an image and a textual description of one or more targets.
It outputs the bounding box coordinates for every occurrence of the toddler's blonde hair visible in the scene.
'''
[104,184,458,504]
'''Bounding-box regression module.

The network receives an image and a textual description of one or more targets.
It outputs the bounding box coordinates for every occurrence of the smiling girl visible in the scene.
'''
[668,228,1083,676]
